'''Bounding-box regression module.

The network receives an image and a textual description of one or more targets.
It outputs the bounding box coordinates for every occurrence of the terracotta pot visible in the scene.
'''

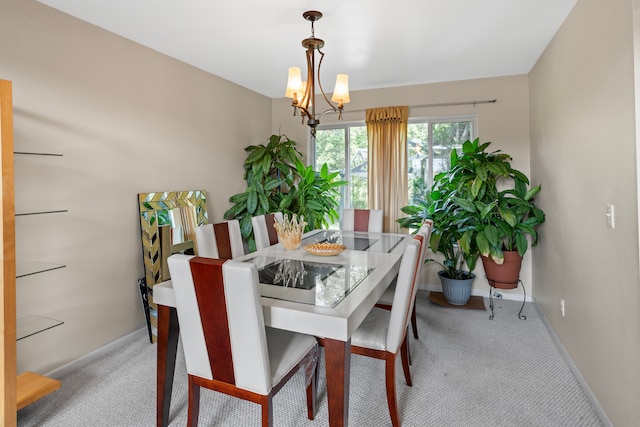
[481,251,522,289]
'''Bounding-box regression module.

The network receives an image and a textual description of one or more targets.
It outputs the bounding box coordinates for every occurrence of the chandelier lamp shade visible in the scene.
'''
[285,10,350,136]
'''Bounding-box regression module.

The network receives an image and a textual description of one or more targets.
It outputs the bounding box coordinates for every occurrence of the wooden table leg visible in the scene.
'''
[324,338,351,427]
[157,305,179,427]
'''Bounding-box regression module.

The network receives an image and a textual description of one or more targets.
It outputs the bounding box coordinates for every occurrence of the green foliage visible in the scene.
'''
[449,139,545,263]
[397,138,546,277]
[224,134,346,251]
[278,161,347,230]
[398,187,477,280]
[223,134,302,249]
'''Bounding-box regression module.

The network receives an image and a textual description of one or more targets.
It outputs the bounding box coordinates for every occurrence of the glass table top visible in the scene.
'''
[249,257,373,308]
[239,230,408,308]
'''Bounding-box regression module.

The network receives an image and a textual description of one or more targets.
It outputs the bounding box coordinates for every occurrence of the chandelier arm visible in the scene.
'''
[316,48,340,112]
[294,103,312,120]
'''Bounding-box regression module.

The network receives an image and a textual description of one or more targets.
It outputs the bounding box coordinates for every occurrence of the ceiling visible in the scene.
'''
[36,0,577,99]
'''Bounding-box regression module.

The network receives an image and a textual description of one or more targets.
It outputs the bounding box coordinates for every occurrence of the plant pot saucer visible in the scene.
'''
[429,292,486,310]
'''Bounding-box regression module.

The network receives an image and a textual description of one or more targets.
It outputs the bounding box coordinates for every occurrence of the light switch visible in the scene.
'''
[606,204,615,229]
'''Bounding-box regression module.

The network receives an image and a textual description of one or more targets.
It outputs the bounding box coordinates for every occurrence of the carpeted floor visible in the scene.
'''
[17,291,606,426]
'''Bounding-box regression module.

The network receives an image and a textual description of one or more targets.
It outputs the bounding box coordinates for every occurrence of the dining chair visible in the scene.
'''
[167,254,318,427]
[349,236,422,427]
[252,212,284,251]
[194,220,245,259]
[376,220,433,339]
[341,208,384,233]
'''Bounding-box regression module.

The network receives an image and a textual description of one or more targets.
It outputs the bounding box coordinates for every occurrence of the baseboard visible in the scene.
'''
[419,282,534,302]
[45,327,148,380]
[534,302,613,427]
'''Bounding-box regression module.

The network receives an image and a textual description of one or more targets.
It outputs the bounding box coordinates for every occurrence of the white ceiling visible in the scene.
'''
[36,0,577,99]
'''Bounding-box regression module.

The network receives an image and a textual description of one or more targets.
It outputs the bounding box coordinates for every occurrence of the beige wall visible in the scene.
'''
[1,0,272,373]
[273,75,533,297]
[530,0,640,425]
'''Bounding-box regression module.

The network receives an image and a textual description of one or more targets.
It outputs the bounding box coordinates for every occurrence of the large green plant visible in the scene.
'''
[398,138,545,277]
[223,134,302,246]
[449,139,545,263]
[224,134,346,251]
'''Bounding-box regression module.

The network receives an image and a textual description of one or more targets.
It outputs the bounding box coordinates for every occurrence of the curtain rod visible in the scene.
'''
[339,99,497,115]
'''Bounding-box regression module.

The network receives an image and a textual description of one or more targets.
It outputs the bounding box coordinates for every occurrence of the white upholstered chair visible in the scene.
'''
[252,212,284,251]
[341,208,384,233]
[194,220,244,259]
[376,220,432,339]
[167,254,318,427]
[349,235,423,427]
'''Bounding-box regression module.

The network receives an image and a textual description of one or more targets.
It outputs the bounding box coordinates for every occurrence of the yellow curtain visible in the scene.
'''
[366,106,409,233]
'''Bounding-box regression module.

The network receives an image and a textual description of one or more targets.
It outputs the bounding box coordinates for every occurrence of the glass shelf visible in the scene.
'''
[16,262,66,278]
[15,209,68,216]
[14,151,63,157]
[16,315,64,341]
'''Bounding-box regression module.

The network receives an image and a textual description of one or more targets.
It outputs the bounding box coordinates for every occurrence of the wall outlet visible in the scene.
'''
[560,299,565,317]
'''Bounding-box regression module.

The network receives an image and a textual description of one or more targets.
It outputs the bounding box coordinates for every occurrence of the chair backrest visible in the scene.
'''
[408,221,432,308]
[168,255,272,394]
[252,212,284,251]
[194,220,245,259]
[385,236,422,353]
[342,208,383,233]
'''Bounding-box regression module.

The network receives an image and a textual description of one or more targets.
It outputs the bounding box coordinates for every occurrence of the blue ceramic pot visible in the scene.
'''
[438,270,476,306]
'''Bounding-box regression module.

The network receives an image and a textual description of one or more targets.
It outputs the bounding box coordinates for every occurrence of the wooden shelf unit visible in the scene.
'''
[2,79,62,425]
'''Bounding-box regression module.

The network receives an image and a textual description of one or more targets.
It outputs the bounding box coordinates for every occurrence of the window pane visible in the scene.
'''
[407,120,473,204]
[349,126,368,209]
[432,121,472,175]
[315,128,346,172]
[407,123,429,205]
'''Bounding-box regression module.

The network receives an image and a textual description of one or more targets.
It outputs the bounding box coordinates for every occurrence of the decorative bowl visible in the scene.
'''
[279,230,303,251]
[274,214,306,251]
[303,243,347,257]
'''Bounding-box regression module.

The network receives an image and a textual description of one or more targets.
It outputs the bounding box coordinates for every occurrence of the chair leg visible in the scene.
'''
[261,396,274,427]
[400,335,412,387]
[187,376,201,427]
[385,353,401,427]
[411,303,419,339]
[306,360,318,420]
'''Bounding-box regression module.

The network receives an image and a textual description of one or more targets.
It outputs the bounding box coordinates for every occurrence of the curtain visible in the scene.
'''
[366,106,409,233]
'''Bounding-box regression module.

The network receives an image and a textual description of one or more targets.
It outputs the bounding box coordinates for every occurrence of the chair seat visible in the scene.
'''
[350,307,391,351]
[266,327,317,387]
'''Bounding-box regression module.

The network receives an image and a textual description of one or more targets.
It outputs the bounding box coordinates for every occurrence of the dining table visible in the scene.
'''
[153,228,410,427]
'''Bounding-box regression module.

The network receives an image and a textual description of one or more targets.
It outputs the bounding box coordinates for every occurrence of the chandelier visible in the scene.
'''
[285,11,350,136]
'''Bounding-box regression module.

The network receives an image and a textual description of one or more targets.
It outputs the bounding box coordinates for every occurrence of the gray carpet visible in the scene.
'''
[17,292,605,426]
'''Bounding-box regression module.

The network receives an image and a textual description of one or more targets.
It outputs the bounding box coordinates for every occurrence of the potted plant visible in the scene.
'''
[399,138,545,300]
[224,134,346,251]
[398,172,479,306]
[447,139,546,288]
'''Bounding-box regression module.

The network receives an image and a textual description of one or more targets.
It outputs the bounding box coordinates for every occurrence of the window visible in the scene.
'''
[313,115,476,216]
